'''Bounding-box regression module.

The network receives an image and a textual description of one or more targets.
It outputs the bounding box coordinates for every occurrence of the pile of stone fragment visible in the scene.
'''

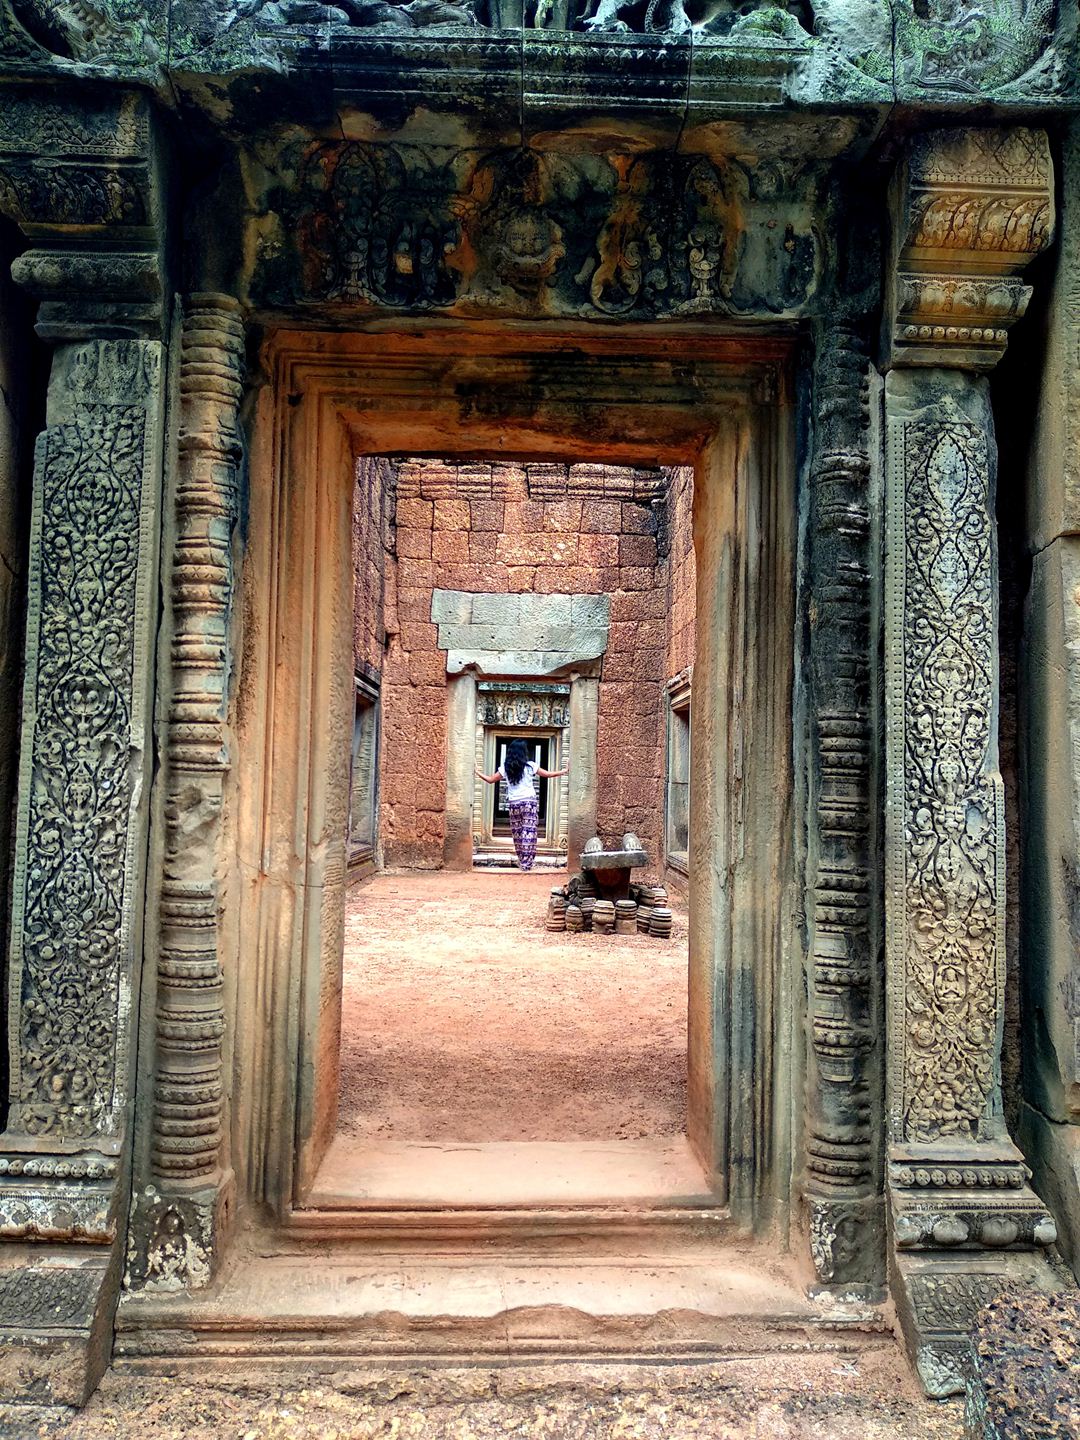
[546,875,674,939]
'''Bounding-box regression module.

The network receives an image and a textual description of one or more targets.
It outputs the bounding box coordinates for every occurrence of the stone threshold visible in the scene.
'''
[303,1136,714,1211]
[115,1243,889,1370]
[472,852,568,870]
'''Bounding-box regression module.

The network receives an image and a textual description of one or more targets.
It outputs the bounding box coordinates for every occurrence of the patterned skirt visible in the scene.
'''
[508,797,539,872]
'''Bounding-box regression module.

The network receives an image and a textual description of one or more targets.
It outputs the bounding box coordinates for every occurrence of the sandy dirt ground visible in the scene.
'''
[337,870,688,1143]
[0,1358,966,1440]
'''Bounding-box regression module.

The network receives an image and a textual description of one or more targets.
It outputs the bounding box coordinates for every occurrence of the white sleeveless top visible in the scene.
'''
[498,760,537,804]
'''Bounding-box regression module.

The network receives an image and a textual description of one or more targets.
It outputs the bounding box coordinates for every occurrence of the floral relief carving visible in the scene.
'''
[895,419,1001,1145]
[890,128,1054,369]
[6,341,158,1141]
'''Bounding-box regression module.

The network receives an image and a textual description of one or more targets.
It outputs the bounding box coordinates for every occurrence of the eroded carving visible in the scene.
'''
[228,0,811,32]
[802,322,880,1284]
[152,297,244,1187]
[0,1267,102,1328]
[6,0,160,60]
[125,1190,213,1293]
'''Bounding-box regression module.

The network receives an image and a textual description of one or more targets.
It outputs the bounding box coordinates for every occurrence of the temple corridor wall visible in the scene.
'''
[352,458,696,870]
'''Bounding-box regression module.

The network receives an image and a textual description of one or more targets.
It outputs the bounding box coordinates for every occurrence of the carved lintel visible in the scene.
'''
[887,128,1054,371]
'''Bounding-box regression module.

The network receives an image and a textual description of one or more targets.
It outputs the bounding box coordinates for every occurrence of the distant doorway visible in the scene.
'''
[490,732,551,838]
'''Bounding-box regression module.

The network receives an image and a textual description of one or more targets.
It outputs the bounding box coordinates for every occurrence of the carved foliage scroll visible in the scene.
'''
[6,340,160,1141]
[889,128,1054,370]
[887,415,1002,1146]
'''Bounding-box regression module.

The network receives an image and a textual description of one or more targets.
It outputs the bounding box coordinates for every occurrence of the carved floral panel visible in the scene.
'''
[6,340,160,1142]
[889,416,1003,1146]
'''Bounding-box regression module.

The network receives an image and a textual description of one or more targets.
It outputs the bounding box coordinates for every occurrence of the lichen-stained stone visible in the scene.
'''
[0,0,167,76]
[964,1290,1080,1440]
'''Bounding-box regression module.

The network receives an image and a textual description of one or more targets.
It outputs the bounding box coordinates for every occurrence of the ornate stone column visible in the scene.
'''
[803,320,883,1286]
[125,296,244,1291]
[883,128,1059,1396]
[0,88,166,1402]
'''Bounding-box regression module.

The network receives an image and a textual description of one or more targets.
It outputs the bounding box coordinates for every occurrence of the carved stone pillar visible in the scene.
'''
[125,296,244,1291]
[803,321,883,1286]
[883,128,1059,1397]
[0,88,166,1402]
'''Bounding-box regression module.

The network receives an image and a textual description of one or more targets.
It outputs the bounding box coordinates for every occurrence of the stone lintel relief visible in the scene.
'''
[883,127,1059,1398]
[249,138,828,323]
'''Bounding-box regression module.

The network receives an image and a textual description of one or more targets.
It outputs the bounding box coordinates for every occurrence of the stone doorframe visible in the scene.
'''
[225,326,798,1234]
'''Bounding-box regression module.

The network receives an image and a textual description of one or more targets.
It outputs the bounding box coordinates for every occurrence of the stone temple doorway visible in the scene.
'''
[328,444,700,1201]
[225,326,795,1257]
[482,726,557,859]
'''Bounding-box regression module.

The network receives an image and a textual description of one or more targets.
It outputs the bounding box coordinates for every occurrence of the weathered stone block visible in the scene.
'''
[619,533,658,566]
[433,498,471,531]
[581,500,622,534]
[471,593,522,625]
[571,594,611,628]
[469,500,504,532]
[432,530,469,562]
[965,1289,1080,1439]
[579,533,620,567]
[542,500,583,532]
[396,498,434,529]
[1022,536,1080,1127]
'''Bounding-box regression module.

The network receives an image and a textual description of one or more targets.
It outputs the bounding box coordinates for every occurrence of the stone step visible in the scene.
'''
[304,1136,718,1210]
[116,1247,890,1368]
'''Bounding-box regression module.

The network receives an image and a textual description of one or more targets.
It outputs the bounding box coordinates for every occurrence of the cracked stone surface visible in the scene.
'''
[0,1357,966,1439]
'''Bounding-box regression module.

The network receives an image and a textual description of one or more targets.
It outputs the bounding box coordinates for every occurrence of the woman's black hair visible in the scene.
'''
[504,738,529,786]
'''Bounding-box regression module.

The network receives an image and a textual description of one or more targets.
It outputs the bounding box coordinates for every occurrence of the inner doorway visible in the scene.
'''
[327,451,697,1206]
[234,330,797,1239]
[489,732,551,840]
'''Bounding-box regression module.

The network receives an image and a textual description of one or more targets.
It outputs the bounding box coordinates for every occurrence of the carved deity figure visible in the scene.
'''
[8,0,122,57]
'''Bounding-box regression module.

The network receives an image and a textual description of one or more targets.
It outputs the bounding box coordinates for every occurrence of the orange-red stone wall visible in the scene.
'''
[352,455,394,681]
[354,459,695,870]
[665,464,697,682]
